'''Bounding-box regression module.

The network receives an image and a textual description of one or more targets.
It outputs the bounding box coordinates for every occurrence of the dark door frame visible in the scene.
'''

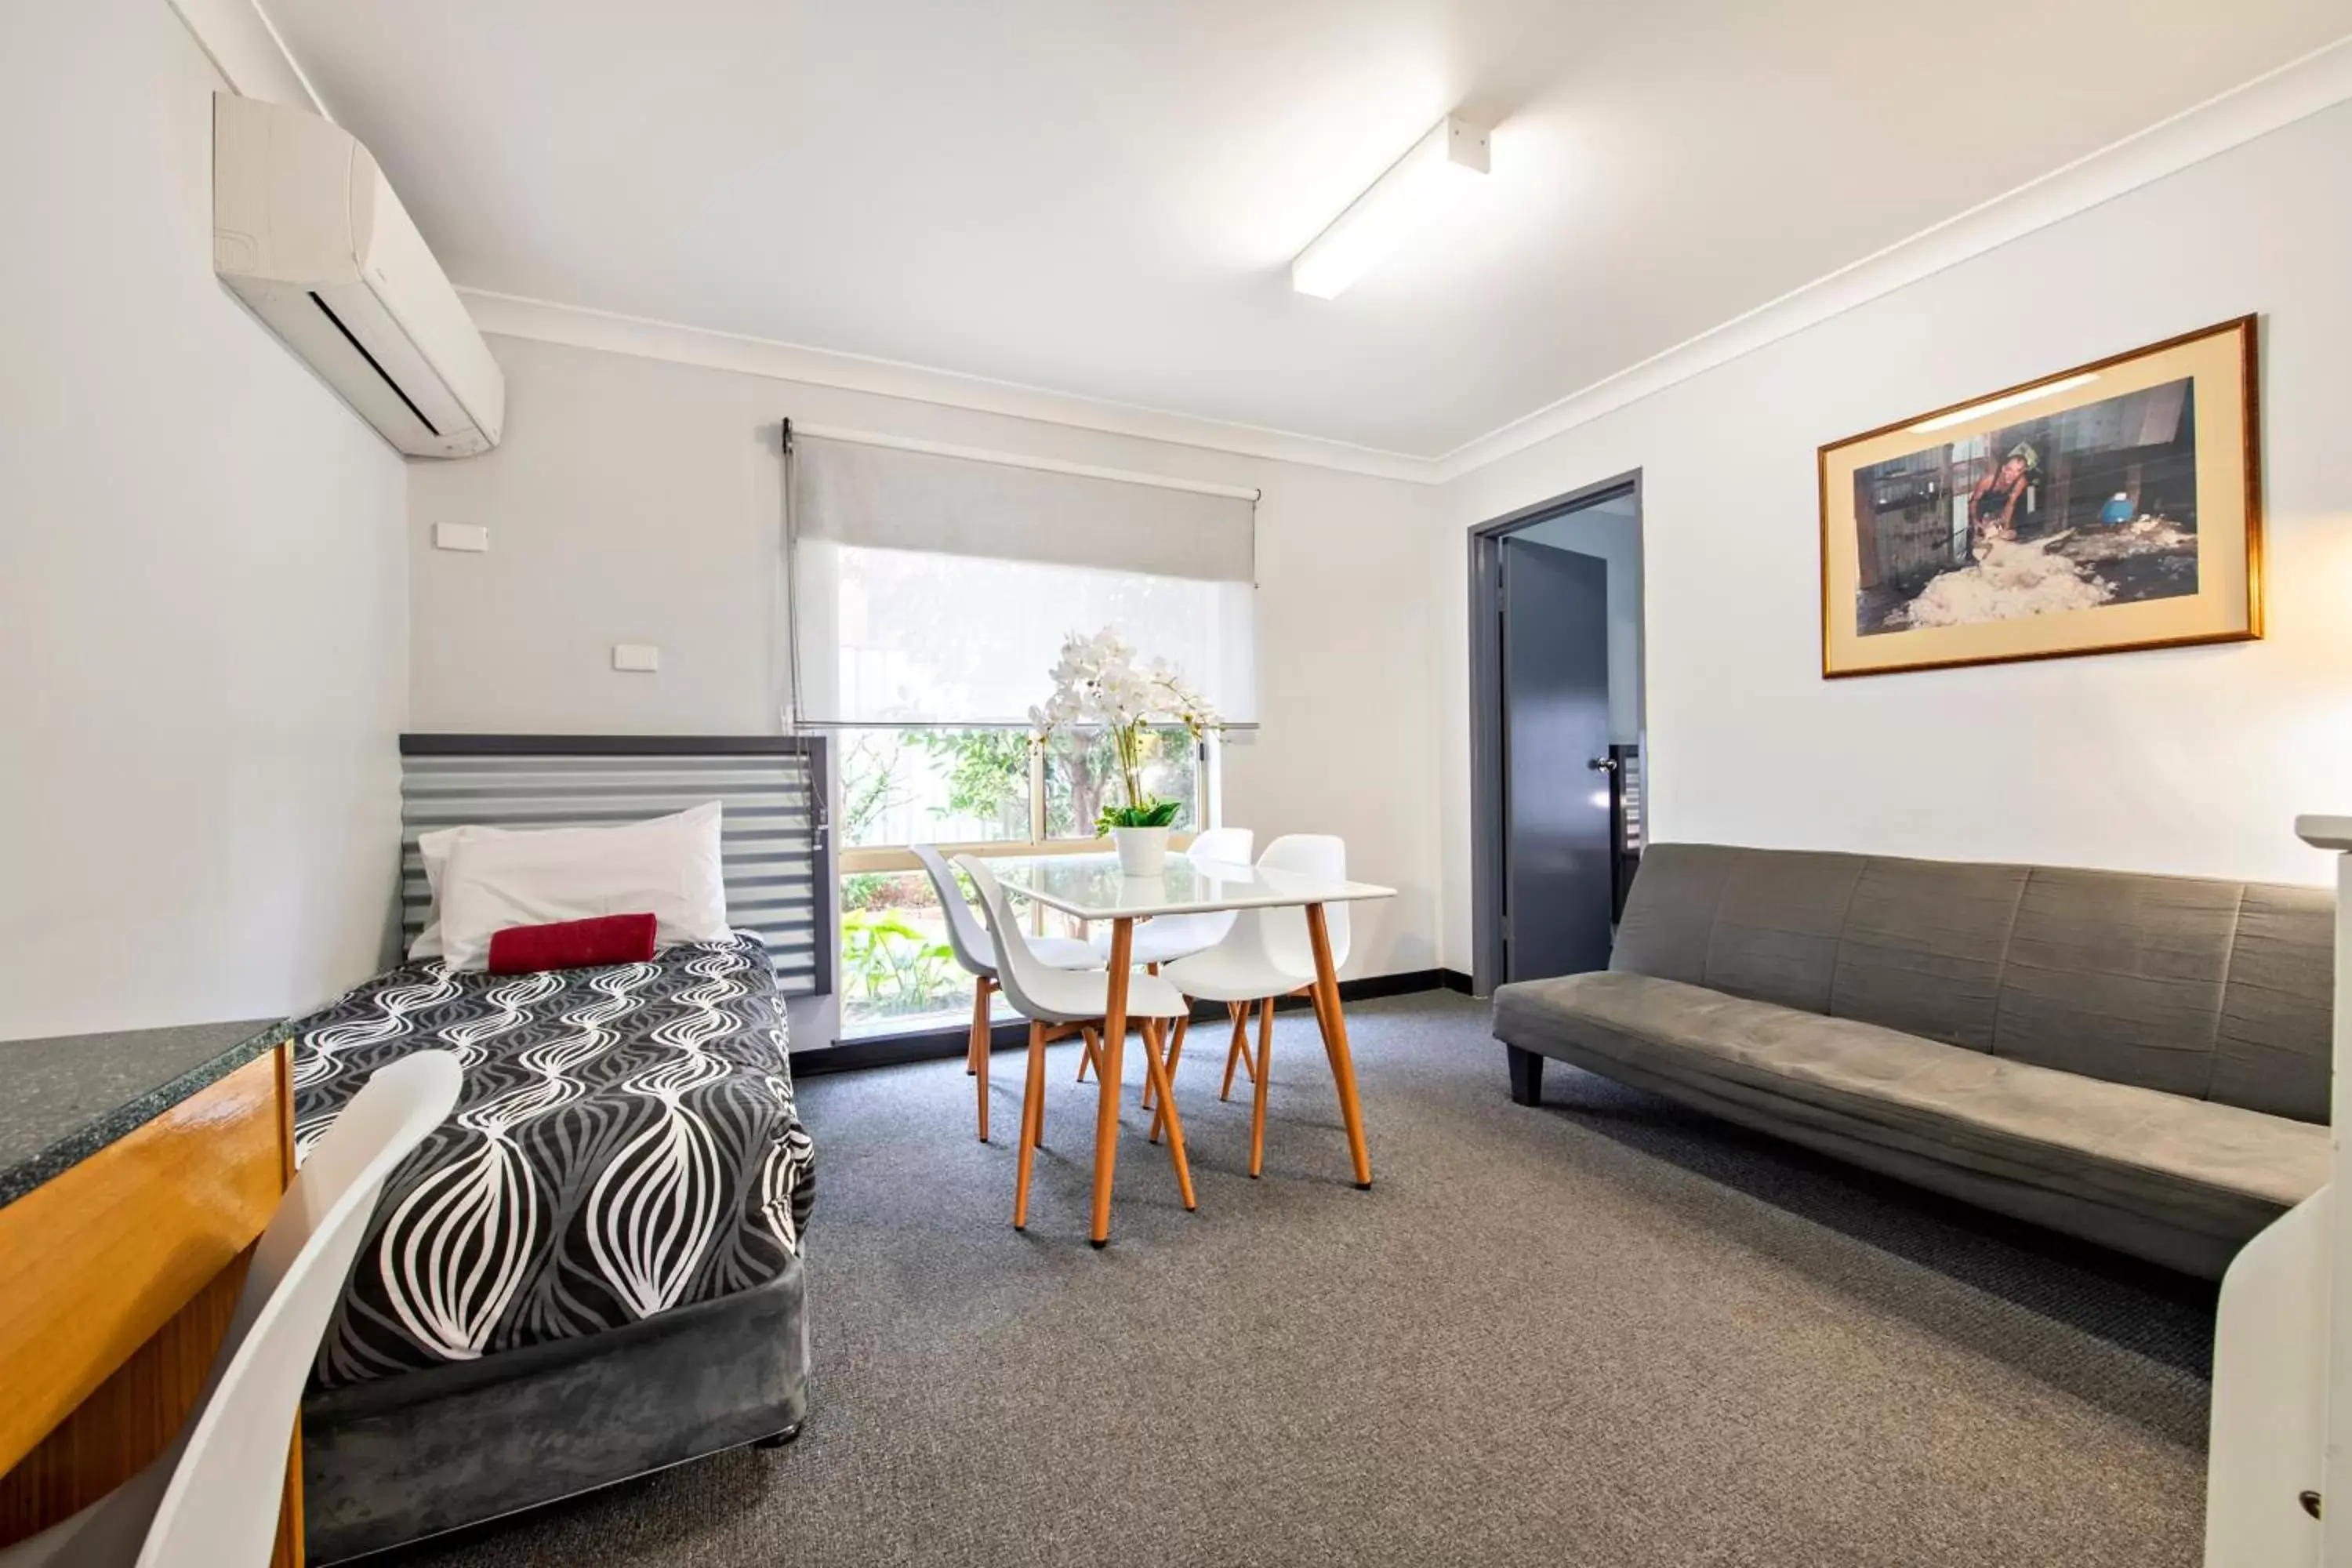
[1468,468,1642,998]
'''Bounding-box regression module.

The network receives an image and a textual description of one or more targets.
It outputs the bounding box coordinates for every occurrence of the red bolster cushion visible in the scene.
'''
[487,912,659,975]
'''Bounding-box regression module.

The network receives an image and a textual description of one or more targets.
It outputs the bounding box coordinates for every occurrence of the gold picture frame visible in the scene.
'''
[1819,315,2262,678]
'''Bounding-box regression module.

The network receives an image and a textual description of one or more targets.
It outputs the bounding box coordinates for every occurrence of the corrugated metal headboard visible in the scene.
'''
[397,735,832,997]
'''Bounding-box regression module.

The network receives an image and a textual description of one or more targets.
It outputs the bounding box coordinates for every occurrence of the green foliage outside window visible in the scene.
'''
[834,725,1205,1033]
[909,728,1029,824]
[838,903,963,1020]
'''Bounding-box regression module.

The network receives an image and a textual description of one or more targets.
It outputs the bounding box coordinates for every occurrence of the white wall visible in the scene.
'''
[1436,98,2352,972]
[407,333,1446,1034]
[0,0,411,1038]
[410,342,778,733]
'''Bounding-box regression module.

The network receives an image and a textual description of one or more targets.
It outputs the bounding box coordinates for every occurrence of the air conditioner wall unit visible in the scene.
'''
[212,93,503,458]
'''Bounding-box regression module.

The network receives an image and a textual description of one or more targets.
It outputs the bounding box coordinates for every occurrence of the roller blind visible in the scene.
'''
[787,434,1258,727]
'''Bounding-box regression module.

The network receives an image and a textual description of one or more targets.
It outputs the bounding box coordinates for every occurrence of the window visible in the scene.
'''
[784,432,1250,1037]
[836,727,1210,1035]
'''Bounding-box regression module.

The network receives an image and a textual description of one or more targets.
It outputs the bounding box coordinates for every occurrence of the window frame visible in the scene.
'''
[835,727,1218,875]
[830,728,1221,1038]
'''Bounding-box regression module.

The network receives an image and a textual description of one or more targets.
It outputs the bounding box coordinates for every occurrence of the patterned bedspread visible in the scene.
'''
[292,931,815,1389]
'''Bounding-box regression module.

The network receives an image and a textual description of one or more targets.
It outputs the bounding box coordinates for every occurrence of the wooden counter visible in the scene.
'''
[0,1021,301,1564]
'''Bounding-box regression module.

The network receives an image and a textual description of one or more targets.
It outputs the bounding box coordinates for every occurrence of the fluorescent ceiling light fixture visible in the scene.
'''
[1291,114,1491,299]
[1909,373,2100,434]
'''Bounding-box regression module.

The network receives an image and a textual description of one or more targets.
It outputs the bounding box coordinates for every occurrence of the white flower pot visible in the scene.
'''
[1111,826,1171,877]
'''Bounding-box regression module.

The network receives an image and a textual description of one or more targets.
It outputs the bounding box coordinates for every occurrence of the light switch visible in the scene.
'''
[432,522,489,553]
[612,644,660,673]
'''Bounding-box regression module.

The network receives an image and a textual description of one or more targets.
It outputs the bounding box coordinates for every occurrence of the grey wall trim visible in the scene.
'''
[397,735,833,999]
[1466,470,1642,997]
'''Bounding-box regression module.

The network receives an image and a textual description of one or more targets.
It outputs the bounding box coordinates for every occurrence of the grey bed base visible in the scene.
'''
[302,1260,810,1563]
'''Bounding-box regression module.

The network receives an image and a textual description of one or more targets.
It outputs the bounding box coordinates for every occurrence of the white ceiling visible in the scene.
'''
[269,1,2350,459]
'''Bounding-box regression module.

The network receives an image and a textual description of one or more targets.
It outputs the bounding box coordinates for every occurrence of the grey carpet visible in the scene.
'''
[382,992,2216,1567]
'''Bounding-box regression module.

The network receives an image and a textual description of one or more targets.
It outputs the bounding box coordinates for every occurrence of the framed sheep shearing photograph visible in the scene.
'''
[1817,315,2262,677]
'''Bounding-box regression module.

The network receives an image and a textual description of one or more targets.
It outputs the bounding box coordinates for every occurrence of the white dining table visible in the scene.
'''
[987,851,1397,1247]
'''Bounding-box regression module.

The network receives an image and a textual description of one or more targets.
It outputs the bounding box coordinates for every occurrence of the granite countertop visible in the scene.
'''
[0,1018,293,1206]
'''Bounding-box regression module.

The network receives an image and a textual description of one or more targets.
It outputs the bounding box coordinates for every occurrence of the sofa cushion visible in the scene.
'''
[2209,884,2333,1123]
[1700,849,1864,1014]
[1828,856,2027,1052]
[1497,971,2326,1240]
[1609,843,1735,986]
[1991,868,2245,1098]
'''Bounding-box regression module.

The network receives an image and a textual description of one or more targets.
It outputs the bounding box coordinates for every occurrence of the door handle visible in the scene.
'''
[1588,756,1617,773]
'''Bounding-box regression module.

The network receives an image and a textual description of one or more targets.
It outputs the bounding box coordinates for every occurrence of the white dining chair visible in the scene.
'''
[1159,834,1352,1178]
[0,1051,463,1568]
[911,843,1103,1144]
[956,855,1196,1235]
[1076,826,1254,1099]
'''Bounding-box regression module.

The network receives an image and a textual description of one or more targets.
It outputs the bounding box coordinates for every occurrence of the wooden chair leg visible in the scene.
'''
[1149,1011,1193,1144]
[1249,996,1274,1178]
[1142,1023,1164,1145]
[1014,1021,1047,1230]
[971,978,994,1143]
[1142,1010,1191,1112]
[1219,1002,1251,1101]
[1139,1020,1196,1212]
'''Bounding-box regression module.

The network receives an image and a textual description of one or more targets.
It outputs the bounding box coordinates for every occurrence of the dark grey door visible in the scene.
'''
[1501,538,1613,982]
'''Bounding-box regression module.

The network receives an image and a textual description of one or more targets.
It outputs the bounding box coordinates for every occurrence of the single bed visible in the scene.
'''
[293,931,814,1561]
[292,735,828,1563]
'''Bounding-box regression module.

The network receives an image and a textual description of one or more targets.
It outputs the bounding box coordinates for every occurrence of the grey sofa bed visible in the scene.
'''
[1494,843,2334,1278]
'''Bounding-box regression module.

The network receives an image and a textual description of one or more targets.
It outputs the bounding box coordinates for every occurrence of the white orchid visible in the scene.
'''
[1030,628,1223,830]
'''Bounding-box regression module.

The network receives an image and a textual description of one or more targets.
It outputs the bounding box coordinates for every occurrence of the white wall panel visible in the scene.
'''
[0,0,408,1037]
[1436,100,2352,971]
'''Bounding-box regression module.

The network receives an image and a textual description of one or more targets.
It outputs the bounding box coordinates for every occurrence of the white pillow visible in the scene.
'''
[412,821,562,958]
[434,803,729,973]
[406,824,469,960]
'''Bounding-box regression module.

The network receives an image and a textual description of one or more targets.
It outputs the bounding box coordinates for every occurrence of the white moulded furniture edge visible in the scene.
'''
[2212,812,2352,1568]
[2205,1186,2327,1566]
